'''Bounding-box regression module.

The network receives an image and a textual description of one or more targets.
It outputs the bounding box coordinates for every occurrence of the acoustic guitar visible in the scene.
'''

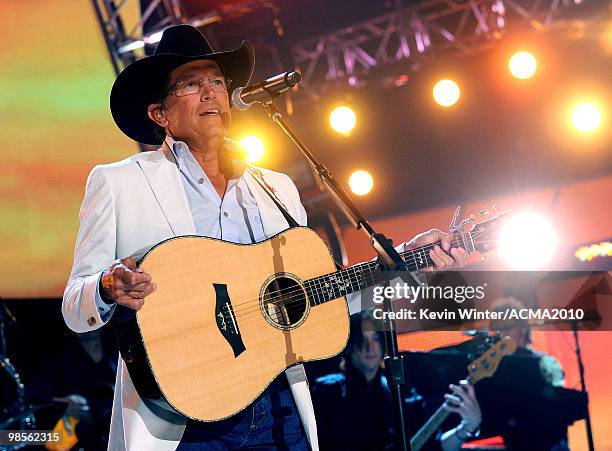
[115,212,508,422]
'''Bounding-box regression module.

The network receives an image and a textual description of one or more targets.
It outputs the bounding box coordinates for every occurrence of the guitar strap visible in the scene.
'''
[246,166,300,229]
[246,167,319,449]
[247,167,345,276]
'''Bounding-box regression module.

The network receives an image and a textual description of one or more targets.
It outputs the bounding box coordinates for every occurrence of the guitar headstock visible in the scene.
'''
[465,210,510,256]
[466,336,517,384]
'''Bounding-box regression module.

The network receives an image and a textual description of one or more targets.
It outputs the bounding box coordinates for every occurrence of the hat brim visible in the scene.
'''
[110,41,254,145]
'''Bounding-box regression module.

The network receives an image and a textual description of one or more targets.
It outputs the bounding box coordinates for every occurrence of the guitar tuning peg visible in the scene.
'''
[479,209,489,218]
[492,205,501,212]
[469,214,476,223]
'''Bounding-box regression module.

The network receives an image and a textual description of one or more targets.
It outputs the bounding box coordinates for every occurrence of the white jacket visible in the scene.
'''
[63,142,320,450]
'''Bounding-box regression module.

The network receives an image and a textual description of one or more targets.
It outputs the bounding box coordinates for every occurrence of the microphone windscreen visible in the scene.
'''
[231,86,250,111]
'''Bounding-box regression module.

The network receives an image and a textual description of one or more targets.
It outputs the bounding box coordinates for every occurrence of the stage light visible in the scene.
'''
[118,31,165,54]
[329,106,357,135]
[239,135,265,163]
[118,40,145,53]
[575,242,612,262]
[348,170,373,196]
[498,213,557,269]
[144,31,164,44]
[571,102,602,133]
[508,51,537,79]
[433,79,460,107]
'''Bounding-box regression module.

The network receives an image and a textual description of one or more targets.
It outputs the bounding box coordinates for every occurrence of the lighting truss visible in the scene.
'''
[292,0,606,99]
[92,0,605,96]
[91,0,278,76]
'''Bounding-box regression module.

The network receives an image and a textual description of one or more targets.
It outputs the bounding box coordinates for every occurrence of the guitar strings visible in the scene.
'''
[225,231,492,321]
[230,238,455,314]
[226,229,495,322]
[226,235,470,320]
[219,236,478,321]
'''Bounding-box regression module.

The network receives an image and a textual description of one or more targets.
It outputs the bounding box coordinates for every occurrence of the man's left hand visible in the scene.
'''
[405,228,468,272]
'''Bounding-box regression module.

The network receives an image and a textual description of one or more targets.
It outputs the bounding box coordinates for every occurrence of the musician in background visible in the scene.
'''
[490,297,565,387]
[488,297,569,451]
[62,24,467,450]
[312,311,481,451]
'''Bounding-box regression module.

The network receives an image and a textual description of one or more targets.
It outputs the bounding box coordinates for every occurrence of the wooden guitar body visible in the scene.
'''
[132,227,349,421]
[113,212,508,423]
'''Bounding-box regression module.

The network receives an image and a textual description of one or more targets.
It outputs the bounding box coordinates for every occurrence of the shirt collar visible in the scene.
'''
[164,135,189,170]
[163,135,245,187]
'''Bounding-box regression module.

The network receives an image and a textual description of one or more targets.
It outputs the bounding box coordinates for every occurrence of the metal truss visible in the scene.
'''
[92,0,606,98]
[292,0,606,98]
[91,0,180,76]
[91,0,278,76]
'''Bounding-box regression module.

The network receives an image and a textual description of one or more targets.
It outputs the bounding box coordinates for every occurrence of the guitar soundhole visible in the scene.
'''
[261,274,309,330]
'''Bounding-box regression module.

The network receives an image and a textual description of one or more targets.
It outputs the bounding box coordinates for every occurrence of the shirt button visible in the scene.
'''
[223,212,229,217]
[198,178,204,184]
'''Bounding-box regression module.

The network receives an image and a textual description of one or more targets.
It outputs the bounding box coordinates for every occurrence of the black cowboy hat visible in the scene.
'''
[110,24,254,145]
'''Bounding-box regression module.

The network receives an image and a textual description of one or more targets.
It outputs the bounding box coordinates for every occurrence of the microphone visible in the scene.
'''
[232,71,302,110]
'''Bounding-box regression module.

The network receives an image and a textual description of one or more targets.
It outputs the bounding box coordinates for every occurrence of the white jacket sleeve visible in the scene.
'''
[63,166,117,333]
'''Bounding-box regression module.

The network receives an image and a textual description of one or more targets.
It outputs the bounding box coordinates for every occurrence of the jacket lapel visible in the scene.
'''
[137,144,196,237]
[244,169,291,237]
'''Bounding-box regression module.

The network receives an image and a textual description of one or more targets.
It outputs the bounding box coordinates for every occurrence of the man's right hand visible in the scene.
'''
[100,257,156,311]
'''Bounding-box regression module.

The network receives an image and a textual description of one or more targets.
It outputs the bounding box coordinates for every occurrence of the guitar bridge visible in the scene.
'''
[214,283,246,358]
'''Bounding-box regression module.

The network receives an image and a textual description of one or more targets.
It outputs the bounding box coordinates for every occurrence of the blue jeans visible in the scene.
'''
[176,377,309,450]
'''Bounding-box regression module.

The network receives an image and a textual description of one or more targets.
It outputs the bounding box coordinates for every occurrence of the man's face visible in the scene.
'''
[350,328,383,376]
[505,326,530,348]
[154,60,230,145]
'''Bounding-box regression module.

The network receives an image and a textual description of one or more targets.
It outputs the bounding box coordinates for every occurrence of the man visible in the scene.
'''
[63,25,467,450]
[312,311,481,451]
[312,311,395,450]
[488,297,569,451]
[490,297,564,386]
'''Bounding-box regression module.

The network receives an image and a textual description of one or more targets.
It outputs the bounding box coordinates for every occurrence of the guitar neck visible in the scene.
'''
[411,373,476,451]
[306,230,475,307]
[410,403,451,451]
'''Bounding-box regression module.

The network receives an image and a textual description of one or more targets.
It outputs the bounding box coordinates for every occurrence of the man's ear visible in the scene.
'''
[147,104,168,127]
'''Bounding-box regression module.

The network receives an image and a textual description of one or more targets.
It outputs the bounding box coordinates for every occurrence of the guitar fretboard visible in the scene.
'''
[410,374,477,450]
[305,232,475,306]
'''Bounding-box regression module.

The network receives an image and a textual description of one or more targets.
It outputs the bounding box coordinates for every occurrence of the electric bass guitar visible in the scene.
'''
[115,211,508,422]
[410,336,517,451]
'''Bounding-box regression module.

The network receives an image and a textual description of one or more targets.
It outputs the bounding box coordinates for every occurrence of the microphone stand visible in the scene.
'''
[572,321,595,451]
[262,100,415,451]
[530,315,599,451]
